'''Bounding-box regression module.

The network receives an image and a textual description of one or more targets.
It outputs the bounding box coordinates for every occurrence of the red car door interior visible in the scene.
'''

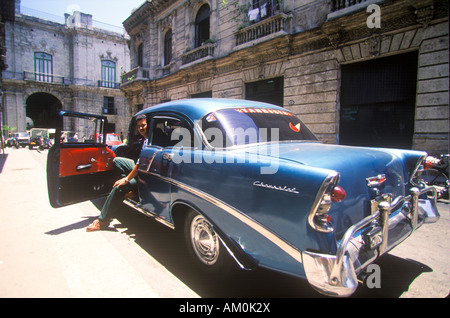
[59,146,115,177]
[49,145,117,208]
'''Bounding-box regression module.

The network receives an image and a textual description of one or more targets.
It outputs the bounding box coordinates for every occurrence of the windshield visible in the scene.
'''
[199,108,318,148]
[31,129,47,137]
[17,133,29,137]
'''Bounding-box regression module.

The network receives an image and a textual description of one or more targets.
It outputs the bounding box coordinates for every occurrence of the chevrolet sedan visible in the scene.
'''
[47,98,439,297]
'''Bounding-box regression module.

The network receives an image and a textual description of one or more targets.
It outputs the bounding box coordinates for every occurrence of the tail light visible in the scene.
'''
[308,173,346,233]
[331,186,346,202]
[423,157,439,170]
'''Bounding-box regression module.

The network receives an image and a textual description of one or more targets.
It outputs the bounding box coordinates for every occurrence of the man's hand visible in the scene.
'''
[113,177,129,188]
[114,165,138,189]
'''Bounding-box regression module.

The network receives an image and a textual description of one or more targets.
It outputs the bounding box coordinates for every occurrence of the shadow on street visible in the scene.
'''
[0,153,8,173]
[80,200,432,298]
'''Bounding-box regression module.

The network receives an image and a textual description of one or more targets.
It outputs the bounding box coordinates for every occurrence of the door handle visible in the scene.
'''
[76,164,92,171]
[162,153,174,161]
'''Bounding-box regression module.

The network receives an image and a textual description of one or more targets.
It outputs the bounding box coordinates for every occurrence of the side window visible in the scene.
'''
[121,115,150,162]
[59,113,105,145]
[150,116,192,148]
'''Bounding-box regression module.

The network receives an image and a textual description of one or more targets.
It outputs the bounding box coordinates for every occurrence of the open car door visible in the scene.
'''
[47,110,117,208]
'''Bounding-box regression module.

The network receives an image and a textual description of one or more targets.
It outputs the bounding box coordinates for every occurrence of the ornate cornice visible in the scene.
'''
[123,0,179,33]
[414,4,435,27]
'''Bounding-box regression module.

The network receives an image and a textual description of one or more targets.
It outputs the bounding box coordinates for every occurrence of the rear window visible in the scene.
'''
[199,108,317,148]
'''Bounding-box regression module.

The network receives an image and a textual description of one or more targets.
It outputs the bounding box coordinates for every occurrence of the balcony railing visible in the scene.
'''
[121,66,151,84]
[23,71,65,84]
[332,0,366,12]
[328,0,385,20]
[235,12,291,46]
[181,43,215,65]
[98,80,121,89]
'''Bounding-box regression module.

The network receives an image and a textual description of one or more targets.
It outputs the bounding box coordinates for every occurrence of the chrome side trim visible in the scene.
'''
[307,172,340,233]
[123,198,175,230]
[410,153,428,187]
[146,171,303,264]
[137,147,162,173]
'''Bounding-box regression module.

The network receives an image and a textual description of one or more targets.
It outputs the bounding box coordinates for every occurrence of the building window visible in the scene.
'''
[248,0,280,23]
[103,96,116,115]
[245,77,284,107]
[34,52,53,82]
[195,4,210,48]
[137,43,144,67]
[164,29,172,66]
[191,91,212,98]
[101,60,116,88]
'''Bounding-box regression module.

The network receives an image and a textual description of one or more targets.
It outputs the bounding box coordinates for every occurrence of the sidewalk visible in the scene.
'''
[0,147,198,298]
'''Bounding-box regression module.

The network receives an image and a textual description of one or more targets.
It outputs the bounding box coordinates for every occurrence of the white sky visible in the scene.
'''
[20,0,147,27]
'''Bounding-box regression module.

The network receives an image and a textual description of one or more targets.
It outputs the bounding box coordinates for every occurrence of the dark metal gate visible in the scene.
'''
[339,51,418,149]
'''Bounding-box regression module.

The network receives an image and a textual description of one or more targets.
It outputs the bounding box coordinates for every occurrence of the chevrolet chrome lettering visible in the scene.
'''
[253,181,300,194]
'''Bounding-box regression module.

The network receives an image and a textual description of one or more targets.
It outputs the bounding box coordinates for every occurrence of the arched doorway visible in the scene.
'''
[26,93,61,129]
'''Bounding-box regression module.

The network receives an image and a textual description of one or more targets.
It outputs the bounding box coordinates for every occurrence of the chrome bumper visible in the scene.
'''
[302,186,440,297]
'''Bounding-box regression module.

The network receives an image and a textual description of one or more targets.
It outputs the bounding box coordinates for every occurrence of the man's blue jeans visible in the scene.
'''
[99,157,136,220]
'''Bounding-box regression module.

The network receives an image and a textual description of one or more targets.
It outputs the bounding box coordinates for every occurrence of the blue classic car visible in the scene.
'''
[47,98,439,297]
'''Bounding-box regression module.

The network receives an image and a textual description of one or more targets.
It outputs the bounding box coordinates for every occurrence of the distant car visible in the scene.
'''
[5,135,17,148]
[29,128,54,150]
[15,132,30,147]
[6,132,29,147]
[29,128,46,149]
[47,99,440,297]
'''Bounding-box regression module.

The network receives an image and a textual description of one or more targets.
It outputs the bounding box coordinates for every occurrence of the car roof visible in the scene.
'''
[134,98,285,122]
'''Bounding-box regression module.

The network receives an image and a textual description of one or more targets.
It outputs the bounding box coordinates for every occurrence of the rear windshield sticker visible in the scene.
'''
[235,108,293,117]
[206,113,217,122]
[289,122,301,132]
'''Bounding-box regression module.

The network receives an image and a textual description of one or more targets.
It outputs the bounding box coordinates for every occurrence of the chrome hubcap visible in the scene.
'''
[190,215,219,265]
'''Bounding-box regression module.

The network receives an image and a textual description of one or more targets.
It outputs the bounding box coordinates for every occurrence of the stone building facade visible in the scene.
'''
[121,0,448,155]
[2,4,131,137]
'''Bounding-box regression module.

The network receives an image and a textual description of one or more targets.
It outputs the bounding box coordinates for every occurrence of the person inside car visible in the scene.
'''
[86,114,149,232]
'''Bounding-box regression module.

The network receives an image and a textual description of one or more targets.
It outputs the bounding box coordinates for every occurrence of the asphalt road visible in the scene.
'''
[0,147,448,298]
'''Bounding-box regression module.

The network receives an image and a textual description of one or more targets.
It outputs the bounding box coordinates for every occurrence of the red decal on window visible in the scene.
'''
[289,122,301,132]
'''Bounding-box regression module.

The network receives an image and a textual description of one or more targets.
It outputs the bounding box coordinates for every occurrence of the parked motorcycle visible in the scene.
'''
[38,136,50,150]
[423,154,449,199]
[9,136,19,149]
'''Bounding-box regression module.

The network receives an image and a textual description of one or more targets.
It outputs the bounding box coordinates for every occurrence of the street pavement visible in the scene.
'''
[0,146,449,298]
[0,147,198,298]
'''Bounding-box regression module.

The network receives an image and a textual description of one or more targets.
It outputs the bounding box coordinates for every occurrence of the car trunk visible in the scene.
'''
[245,142,422,238]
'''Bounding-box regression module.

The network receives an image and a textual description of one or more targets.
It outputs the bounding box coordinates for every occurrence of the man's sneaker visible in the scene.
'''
[86,219,109,232]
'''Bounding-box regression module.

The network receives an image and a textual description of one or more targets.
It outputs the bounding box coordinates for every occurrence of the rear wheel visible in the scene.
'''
[421,168,449,199]
[183,209,232,275]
